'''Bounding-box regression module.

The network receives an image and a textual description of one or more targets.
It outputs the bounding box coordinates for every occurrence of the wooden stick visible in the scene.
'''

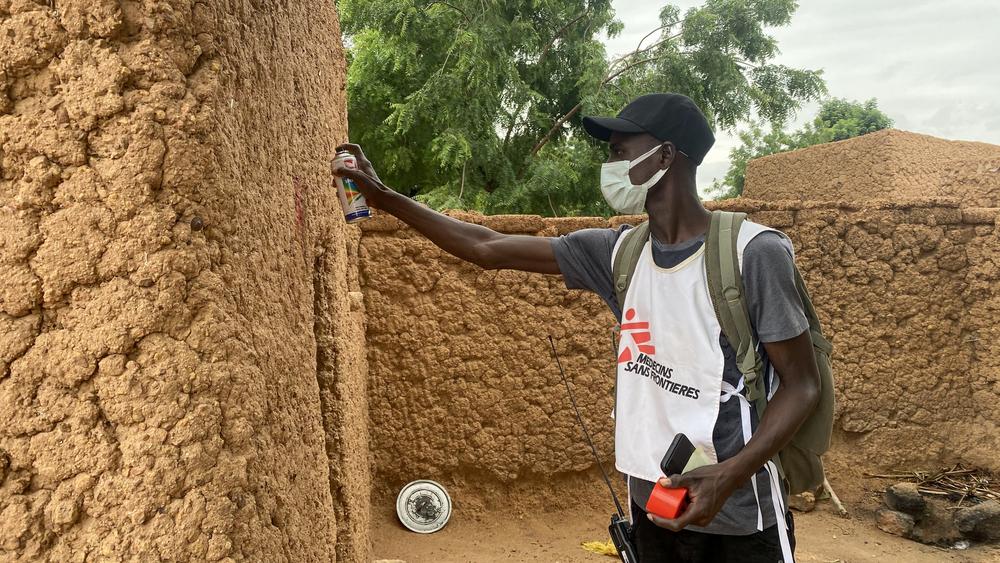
[824,477,849,518]
[916,489,952,496]
[864,468,976,479]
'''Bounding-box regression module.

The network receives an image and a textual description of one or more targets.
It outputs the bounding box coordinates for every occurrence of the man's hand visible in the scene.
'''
[647,462,744,531]
[335,143,382,182]
[333,143,392,207]
[326,142,560,274]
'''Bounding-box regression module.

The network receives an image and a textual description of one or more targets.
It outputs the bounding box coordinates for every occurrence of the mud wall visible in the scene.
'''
[360,200,1000,495]
[0,1,368,561]
[745,130,1000,207]
[362,214,619,492]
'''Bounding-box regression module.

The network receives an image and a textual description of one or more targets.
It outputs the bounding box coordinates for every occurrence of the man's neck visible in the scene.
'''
[644,179,711,245]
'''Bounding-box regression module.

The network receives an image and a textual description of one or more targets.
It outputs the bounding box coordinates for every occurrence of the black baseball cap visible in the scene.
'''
[582,93,716,165]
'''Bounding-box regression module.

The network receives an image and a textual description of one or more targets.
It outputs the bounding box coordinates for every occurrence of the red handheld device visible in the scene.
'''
[645,434,695,519]
[646,484,689,519]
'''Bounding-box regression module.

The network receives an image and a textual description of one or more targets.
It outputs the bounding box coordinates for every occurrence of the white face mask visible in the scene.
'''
[600,143,669,214]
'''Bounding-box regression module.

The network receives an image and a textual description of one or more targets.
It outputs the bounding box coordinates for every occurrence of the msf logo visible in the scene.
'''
[617,308,655,364]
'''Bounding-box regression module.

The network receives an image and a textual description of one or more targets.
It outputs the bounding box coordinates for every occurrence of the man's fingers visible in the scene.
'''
[335,143,363,155]
[647,510,689,532]
[334,145,381,181]
[333,166,377,187]
[664,473,688,489]
[655,502,702,532]
[646,513,673,529]
[335,143,373,168]
[332,164,362,177]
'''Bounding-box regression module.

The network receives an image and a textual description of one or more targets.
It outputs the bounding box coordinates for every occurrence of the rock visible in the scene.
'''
[885,482,926,516]
[348,291,365,312]
[876,508,915,537]
[788,491,816,513]
[954,500,1000,541]
[0,502,30,551]
[907,498,962,545]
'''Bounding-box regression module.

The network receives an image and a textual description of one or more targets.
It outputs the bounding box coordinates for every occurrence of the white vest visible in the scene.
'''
[611,220,774,481]
[612,220,795,561]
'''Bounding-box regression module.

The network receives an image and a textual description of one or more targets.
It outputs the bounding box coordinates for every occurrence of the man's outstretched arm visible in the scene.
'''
[333,144,560,275]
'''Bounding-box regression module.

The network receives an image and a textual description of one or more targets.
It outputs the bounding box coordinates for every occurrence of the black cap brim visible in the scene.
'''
[582,116,647,141]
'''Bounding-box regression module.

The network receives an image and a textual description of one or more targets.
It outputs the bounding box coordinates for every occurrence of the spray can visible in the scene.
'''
[333,150,372,223]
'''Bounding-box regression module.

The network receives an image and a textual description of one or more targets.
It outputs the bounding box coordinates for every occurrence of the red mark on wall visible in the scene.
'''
[294,176,306,229]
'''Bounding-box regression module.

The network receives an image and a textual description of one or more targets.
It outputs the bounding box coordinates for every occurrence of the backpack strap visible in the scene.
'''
[610,222,651,414]
[706,211,785,489]
[705,211,766,403]
[708,212,837,495]
[793,268,834,356]
[612,222,651,311]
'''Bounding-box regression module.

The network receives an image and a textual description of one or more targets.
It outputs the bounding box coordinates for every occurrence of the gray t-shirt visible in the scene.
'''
[550,225,809,535]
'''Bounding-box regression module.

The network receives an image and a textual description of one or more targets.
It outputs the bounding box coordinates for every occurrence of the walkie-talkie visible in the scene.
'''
[549,336,640,563]
[608,513,639,563]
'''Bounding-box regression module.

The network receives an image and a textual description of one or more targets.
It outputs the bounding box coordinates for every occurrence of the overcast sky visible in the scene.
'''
[602,0,1000,192]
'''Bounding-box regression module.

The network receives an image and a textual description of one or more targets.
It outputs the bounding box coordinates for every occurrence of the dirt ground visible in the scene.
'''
[372,475,1000,563]
[373,506,1000,563]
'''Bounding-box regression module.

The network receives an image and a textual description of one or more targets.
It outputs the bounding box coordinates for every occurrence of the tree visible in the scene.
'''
[805,97,895,144]
[339,0,826,216]
[711,98,894,199]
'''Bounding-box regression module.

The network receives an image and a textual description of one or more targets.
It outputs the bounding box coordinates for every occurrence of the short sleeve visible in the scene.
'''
[550,225,629,320]
[742,231,810,343]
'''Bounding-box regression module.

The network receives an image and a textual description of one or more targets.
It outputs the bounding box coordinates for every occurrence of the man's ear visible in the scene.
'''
[659,142,677,170]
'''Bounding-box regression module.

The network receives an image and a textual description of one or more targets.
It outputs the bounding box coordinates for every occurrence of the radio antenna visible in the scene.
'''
[548,335,626,519]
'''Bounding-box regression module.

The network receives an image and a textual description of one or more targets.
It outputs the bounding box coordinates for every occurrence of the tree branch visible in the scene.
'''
[632,23,672,58]
[539,12,588,66]
[528,102,582,158]
[523,19,688,169]
[606,31,682,77]
[547,192,559,217]
[425,1,471,24]
[525,51,676,162]
[503,96,529,148]
[524,51,673,163]
[458,160,467,201]
[502,12,589,149]
[435,27,467,76]
[608,82,630,104]
[604,53,671,84]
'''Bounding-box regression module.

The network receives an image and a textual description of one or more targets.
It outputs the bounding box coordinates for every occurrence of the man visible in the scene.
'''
[335,93,820,563]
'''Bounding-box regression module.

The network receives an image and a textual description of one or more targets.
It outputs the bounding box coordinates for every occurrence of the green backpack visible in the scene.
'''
[611,210,835,494]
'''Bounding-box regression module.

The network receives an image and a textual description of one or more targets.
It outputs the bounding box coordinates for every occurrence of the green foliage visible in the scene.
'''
[711,98,894,199]
[340,0,826,216]
[806,97,895,143]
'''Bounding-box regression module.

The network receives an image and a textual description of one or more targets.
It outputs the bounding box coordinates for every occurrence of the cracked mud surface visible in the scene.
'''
[0,1,365,560]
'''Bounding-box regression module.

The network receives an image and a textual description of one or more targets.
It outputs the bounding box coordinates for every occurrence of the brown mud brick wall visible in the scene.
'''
[716,198,1000,474]
[360,196,1000,499]
[361,213,620,497]
[745,129,1000,207]
[1,2,370,561]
